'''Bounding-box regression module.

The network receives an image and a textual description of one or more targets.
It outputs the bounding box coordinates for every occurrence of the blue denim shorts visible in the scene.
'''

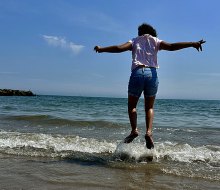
[128,67,159,98]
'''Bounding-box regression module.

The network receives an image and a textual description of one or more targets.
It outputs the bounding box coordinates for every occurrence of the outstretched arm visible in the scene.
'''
[94,42,132,53]
[160,39,206,52]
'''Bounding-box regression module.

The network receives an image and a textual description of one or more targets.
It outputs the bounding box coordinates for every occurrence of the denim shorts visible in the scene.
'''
[128,67,159,98]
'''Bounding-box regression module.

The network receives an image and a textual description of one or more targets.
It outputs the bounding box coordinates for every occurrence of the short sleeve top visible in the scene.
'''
[129,34,162,71]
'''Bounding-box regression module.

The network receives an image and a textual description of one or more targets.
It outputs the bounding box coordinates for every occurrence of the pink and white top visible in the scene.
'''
[129,34,162,71]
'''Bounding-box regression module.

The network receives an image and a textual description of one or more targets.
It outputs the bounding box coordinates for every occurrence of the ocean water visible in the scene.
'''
[0,95,219,189]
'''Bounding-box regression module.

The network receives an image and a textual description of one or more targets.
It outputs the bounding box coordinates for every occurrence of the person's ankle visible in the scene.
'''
[131,129,138,134]
[146,131,152,136]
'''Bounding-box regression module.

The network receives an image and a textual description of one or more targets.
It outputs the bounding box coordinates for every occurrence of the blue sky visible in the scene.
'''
[0,0,220,99]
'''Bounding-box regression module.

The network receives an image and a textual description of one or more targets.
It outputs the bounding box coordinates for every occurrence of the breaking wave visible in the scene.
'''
[0,131,219,181]
[0,131,219,164]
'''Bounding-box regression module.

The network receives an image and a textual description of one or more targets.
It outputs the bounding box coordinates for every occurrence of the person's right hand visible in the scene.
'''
[94,46,101,53]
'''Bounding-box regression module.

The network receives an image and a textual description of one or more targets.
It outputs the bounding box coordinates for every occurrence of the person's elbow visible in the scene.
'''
[115,46,127,53]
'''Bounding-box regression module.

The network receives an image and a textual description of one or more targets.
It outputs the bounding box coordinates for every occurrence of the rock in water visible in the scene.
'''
[0,89,36,96]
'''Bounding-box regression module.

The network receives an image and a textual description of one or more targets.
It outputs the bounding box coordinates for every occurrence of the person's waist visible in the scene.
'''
[137,65,156,68]
[135,65,157,70]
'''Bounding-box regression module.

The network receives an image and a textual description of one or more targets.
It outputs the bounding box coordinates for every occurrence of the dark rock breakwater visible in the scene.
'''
[0,89,35,96]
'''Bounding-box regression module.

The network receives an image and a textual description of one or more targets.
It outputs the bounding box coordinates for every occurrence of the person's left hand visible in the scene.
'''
[193,39,206,51]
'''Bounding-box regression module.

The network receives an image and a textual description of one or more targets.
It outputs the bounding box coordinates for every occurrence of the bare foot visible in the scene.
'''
[145,133,154,149]
[124,131,138,143]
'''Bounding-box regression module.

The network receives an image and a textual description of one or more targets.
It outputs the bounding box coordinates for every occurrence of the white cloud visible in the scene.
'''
[42,35,84,54]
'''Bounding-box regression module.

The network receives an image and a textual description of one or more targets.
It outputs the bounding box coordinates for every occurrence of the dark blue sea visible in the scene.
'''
[0,96,219,189]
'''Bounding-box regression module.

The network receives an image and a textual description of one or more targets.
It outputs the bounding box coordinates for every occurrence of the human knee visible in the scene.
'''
[146,108,154,115]
[128,107,136,113]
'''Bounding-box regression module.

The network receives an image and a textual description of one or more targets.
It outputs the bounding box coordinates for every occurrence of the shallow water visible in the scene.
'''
[0,96,219,189]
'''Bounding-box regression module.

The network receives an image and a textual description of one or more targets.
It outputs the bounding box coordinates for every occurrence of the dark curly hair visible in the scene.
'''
[138,23,157,37]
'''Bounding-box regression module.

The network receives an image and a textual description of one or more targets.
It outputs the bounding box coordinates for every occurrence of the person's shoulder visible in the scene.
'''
[130,36,141,43]
[132,36,141,40]
[146,34,162,43]
[133,35,146,42]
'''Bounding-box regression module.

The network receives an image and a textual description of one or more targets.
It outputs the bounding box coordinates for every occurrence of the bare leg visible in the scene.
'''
[128,95,139,132]
[124,95,139,143]
[144,96,156,134]
[144,96,156,149]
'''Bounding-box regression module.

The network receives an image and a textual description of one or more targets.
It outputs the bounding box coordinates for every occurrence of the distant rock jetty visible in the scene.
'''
[0,89,36,96]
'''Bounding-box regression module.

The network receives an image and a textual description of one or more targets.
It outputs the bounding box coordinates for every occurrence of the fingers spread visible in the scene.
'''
[198,39,206,51]
[199,39,206,45]
[200,45,202,51]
